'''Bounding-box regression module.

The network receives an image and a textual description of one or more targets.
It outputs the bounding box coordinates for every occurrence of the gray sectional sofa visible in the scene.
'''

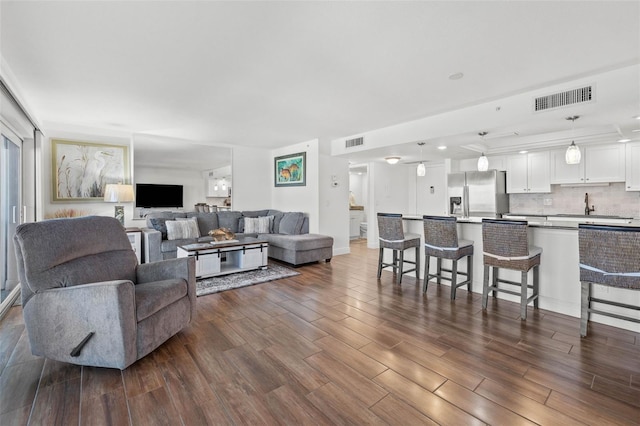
[142,209,333,266]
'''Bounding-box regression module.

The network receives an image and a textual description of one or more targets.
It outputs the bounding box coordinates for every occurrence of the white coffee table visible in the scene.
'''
[177,237,268,278]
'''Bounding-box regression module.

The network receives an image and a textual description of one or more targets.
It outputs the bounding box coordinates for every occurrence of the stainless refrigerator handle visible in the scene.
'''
[463,185,469,218]
[12,205,17,224]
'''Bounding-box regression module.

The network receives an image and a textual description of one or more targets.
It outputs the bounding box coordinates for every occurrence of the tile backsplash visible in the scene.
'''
[509,183,640,218]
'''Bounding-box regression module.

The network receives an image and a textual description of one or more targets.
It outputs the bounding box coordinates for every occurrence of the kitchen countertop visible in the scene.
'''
[402,214,640,229]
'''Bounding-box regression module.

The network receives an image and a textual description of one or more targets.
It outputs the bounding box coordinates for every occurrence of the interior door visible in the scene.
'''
[1,125,22,303]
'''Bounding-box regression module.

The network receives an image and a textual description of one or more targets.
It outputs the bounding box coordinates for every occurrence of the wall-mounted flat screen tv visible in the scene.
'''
[135,183,183,208]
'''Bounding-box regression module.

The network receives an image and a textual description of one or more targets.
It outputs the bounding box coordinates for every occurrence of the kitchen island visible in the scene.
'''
[395,215,640,333]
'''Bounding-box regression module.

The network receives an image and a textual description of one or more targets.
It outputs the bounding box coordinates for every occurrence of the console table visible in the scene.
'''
[177,237,268,278]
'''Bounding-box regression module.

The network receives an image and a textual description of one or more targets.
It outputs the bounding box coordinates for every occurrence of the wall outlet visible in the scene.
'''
[543,198,552,206]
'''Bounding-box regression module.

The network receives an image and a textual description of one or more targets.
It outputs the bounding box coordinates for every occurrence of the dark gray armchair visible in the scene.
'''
[13,216,196,369]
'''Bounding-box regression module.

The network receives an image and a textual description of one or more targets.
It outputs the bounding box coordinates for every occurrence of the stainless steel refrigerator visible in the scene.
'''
[447,170,509,218]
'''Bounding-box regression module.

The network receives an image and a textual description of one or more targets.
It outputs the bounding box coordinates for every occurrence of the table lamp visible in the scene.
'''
[104,183,134,225]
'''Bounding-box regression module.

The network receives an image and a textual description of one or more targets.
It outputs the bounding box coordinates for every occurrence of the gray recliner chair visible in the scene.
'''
[13,216,196,369]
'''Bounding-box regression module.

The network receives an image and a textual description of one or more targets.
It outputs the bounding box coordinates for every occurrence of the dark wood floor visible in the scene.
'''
[1,240,639,425]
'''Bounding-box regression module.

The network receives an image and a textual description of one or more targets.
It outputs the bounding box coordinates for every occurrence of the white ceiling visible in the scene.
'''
[1,1,639,165]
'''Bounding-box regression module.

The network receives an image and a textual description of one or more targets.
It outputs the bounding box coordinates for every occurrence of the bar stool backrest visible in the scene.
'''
[578,224,640,289]
[482,219,529,258]
[423,215,458,248]
[377,213,405,241]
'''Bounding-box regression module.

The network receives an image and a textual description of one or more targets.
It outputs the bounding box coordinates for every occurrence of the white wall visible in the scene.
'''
[271,139,320,233]
[416,163,447,216]
[319,153,350,256]
[231,145,271,211]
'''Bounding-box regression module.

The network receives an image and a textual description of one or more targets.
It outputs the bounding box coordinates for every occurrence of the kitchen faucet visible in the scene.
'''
[584,193,595,215]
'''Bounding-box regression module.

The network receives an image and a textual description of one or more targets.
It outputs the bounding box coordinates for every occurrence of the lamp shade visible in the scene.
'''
[416,162,426,176]
[477,153,489,171]
[565,141,581,164]
[103,184,135,203]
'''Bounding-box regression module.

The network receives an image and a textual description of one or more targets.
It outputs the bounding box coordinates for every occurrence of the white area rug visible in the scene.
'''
[196,263,300,296]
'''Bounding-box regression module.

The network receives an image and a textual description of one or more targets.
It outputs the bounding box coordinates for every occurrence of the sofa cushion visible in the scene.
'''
[243,210,270,218]
[217,211,242,232]
[244,216,273,234]
[149,218,169,239]
[239,210,270,232]
[161,238,198,253]
[186,212,219,236]
[146,212,186,229]
[270,211,285,233]
[262,233,333,251]
[135,278,188,321]
[166,218,200,240]
[279,212,305,235]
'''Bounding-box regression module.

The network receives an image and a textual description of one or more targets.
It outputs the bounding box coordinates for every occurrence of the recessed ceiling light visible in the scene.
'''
[437,145,447,150]
[385,156,401,165]
[618,138,631,143]
[448,72,464,80]
[519,150,528,154]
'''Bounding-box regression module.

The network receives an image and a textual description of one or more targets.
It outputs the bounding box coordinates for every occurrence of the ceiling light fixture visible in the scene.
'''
[416,142,426,177]
[617,138,631,143]
[477,132,489,171]
[565,116,581,165]
[437,145,447,150]
[448,72,464,80]
[385,156,400,165]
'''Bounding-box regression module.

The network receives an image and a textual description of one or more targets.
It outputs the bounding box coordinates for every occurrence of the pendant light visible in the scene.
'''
[416,142,426,176]
[477,132,489,171]
[565,116,581,165]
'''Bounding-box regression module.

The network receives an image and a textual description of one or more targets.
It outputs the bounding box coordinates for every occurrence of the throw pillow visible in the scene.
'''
[166,217,200,240]
[217,211,242,232]
[149,218,169,239]
[244,216,273,234]
[279,212,304,235]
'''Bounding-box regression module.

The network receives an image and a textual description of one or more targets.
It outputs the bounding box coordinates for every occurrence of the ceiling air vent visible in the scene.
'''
[534,86,593,112]
[345,136,364,148]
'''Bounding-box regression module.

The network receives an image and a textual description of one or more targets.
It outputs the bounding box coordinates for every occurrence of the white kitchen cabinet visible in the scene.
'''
[625,142,640,191]
[349,210,365,239]
[506,151,550,193]
[550,144,625,184]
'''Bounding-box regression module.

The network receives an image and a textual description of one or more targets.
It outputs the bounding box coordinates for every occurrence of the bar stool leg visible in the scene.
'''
[393,250,398,275]
[533,265,539,308]
[467,255,473,292]
[415,246,420,281]
[450,259,458,300]
[398,250,404,284]
[436,258,442,285]
[492,267,499,298]
[520,270,528,320]
[377,247,384,279]
[423,254,430,293]
[482,265,490,309]
[580,281,590,337]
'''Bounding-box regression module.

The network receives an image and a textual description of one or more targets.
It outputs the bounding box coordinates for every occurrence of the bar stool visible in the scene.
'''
[481,219,542,320]
[377,213,421,285]
[422,215,473,300]
[578,224,640,337]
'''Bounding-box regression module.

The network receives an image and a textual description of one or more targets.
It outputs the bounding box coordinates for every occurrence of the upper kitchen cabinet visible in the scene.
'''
[625,142,640,191]
[506,151,550,193]
[550,144,625,185]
